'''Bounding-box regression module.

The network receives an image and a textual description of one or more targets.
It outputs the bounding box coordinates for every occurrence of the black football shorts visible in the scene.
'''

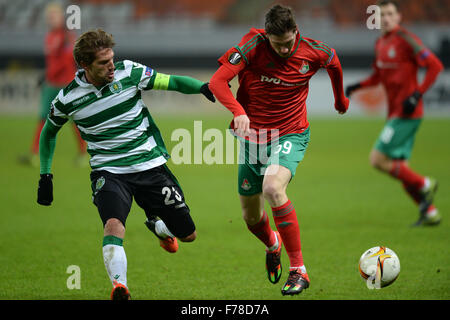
[90,164,195,238]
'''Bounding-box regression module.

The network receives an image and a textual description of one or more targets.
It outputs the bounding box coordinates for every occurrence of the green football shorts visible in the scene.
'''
[238,129,310,196]
[374,118,422,160]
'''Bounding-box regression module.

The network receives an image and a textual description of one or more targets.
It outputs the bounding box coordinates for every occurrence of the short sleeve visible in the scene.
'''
[48,93,69,127]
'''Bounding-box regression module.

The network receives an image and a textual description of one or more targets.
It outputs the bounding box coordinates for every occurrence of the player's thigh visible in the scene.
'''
[262,164,292,194]
[265,131,310,180]
[90,171,133,228]
[238,161,264,196]
[133,165,195,239]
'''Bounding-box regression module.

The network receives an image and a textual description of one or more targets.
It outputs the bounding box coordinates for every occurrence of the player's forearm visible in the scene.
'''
[417,53,444,94]
[151,73,204,94]
[167,75,204,94]
[39,120,61,174]
[360,71,381,88]
[209,66,246,117]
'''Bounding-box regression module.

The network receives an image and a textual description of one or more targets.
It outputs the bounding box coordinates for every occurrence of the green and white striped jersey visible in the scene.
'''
[48,60,170,174]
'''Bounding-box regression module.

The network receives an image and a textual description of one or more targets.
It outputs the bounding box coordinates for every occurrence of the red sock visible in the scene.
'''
[390,160,425,190]
[271,200,304,269]
[73,123,87,154]
[402,182,436,212]
[31,120,46,154]
[246,210,276,249]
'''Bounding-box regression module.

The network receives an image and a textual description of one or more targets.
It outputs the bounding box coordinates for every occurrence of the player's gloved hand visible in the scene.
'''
[37,174,53,206]
[403,91,422,115]
[345,83,362,97]
[335,97,349,114]
[200,83,216,102]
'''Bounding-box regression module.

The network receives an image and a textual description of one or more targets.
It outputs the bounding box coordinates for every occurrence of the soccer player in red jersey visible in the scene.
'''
[19,3,87,167]
[209,4,349,295]
[346,1,443,226]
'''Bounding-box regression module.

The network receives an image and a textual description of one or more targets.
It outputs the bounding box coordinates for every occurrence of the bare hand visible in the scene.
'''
[233,114,251,136]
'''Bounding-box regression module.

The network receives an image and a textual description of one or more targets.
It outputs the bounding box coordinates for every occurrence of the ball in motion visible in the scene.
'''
[358,246,400,289]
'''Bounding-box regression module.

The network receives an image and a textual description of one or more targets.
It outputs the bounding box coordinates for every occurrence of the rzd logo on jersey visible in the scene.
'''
[260,75,281,84]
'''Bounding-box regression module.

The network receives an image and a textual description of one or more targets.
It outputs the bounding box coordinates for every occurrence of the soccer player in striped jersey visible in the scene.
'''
[36,29,215,300]
[209,5,349,296]
[346,1,443,226]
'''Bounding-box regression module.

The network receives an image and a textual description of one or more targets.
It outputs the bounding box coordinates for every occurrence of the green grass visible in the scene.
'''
[0,114,449,300]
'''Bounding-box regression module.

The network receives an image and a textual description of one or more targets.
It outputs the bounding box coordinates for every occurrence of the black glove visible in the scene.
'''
[345,83,362,97]
[403,91,422,115]
[200,83,216,102]
[37,174,53,206]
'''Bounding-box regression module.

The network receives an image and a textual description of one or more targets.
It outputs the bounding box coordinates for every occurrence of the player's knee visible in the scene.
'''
[104,218,125,237]
[262,182,284,204]
[369,151,389,172]
[242,210,262,225]
[179,231,196,242]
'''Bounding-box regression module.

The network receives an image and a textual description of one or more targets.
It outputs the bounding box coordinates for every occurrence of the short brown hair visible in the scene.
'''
[377,0,400,11]
[73,28,115,67]
[265,4,297,36]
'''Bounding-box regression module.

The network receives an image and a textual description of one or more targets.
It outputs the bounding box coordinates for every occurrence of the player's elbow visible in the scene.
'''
[208,74,224,97]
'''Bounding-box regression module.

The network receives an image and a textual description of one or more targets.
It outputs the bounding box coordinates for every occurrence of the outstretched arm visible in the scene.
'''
[209,65,250,135]
[149,72,215,102]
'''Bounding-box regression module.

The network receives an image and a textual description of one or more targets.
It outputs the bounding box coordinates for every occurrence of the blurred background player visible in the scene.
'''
[18,2,87,167]
[36,28,216,299]
[209,4,349,296]
[346,0,444,226]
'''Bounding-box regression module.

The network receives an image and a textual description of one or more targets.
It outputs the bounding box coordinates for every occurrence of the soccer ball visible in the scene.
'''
[358,246,400,289]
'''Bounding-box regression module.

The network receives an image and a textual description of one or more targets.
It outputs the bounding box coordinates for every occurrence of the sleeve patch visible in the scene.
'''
[145,66,153,77]
[228,52,242,65]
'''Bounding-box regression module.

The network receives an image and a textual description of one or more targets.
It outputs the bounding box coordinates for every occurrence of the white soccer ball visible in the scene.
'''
[358,246,400,288]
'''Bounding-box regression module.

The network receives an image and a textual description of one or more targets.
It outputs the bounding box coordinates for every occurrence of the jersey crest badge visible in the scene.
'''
[388,46,396,58]
[109,81,122,94]
[95,176,105,192]
[299,61,309,74]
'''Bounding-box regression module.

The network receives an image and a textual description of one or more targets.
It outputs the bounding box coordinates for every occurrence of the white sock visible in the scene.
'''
[267,231,279,252]
[155,220,175,238]
[421,177,431,192]
[103,239,127,287]
[290,265,307,274]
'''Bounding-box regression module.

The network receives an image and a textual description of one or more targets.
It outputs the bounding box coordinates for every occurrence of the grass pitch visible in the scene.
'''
[0,113,449,300]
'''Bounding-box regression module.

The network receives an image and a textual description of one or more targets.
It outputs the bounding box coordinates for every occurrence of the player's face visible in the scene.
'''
[46,6,64,30]
[380,4,401,33]
[267,30,297,58]
[84,48,115,87]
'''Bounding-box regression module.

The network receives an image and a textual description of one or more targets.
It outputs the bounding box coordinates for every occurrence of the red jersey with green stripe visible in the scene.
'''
[218,28,337,138]
[361,26,443,119]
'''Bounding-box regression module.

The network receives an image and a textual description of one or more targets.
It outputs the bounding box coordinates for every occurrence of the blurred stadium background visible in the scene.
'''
[0,0,449,116]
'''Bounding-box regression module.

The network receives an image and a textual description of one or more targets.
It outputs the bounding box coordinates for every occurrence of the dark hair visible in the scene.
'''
[265,4,297,36]
[377,0,400,11]
[73,28,115,67]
